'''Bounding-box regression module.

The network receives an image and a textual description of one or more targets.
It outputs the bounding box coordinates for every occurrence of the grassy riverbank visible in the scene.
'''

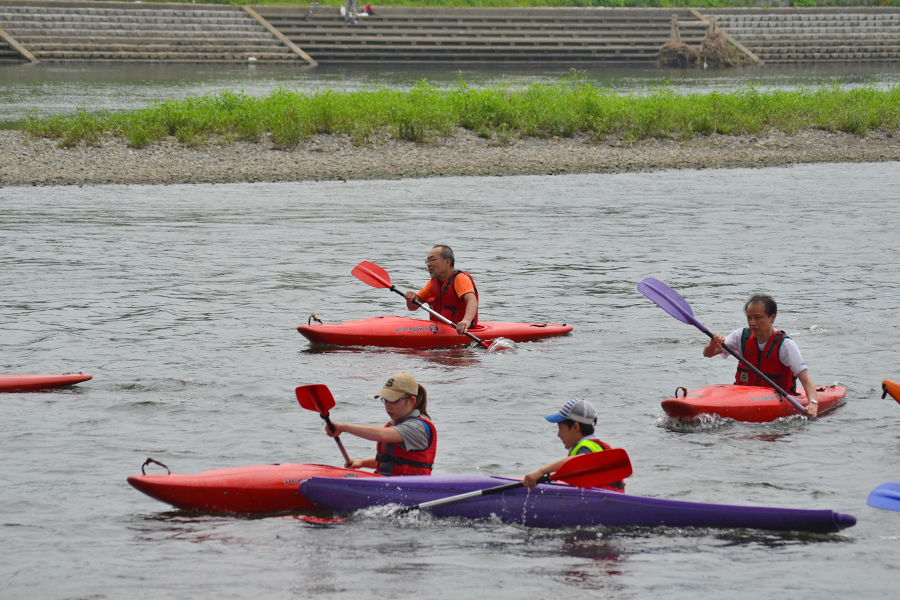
[23,82,900,149]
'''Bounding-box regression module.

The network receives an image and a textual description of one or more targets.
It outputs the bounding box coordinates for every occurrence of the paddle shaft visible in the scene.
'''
[702,329,808,414]
[321,413,352,465]
[386,285,491,349]
[403,476,548,513]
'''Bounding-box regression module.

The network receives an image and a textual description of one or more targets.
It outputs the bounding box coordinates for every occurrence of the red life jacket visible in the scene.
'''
[375,417,437,476]
[567,437,625,493]
[734,328,797,394]
[427,270,478,327]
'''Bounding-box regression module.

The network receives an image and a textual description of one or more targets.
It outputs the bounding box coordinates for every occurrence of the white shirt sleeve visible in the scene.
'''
[778,338,807,375]
[717,329,745,359]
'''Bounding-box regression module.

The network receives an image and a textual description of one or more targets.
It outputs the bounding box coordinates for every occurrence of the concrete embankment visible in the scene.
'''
[2,129,898,186]
[2,2,897,65]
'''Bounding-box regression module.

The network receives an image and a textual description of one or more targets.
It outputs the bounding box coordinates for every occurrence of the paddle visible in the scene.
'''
[637,277,809,416]
[351,260,515,351]
[399,448,632,514]
[867,482,900,512]
[295,384,352,466]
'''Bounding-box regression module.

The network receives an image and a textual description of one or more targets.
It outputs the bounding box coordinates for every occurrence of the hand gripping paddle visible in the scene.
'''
[400,448,632,514]
[351,260,515,352]
[295,384,352,466]
[637,277,809,416]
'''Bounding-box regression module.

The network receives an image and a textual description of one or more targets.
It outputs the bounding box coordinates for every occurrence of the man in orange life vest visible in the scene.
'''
[404,245,478,336]
[703,294,819,417]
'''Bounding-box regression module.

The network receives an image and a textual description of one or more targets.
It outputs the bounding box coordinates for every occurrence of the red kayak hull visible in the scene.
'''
[298,316,573,349]
[0,373,92,392]
[884,380,900,405]
[127,463,380,513]
[661,384,846,422]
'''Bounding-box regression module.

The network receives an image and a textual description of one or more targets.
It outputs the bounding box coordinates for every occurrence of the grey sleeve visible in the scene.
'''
[392,419,431,452]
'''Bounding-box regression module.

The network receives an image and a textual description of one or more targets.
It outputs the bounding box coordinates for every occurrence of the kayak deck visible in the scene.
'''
[298,315,572,349]
[127,463,380,513]
[300,474,855,533]
[661,384,846,422]
[0,373,92,392]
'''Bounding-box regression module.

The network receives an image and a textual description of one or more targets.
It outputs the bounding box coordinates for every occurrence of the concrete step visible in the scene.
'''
[1,21,265,33]
[9,30,278,40]
[25,41,293,51]
[31,50,298,60]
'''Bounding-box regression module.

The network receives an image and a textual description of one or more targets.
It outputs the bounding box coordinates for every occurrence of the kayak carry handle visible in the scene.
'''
[141,458,170,475]
[309,313,324,326]
[675,387,688,398]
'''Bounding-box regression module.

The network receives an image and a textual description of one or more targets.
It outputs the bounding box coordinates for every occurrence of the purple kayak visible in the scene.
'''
[300,474,856,533]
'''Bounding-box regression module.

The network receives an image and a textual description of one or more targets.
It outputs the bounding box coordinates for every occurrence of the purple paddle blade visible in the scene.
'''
[637,278,709,334]
[868,482,900,512]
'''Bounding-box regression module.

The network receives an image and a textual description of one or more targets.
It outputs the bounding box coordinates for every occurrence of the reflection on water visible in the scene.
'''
[2,62,899,124]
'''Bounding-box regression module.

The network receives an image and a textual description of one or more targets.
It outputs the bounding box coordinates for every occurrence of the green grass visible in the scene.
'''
[22,80,900,149]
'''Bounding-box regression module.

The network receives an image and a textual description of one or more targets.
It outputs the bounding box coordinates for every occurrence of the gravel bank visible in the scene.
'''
[2,128,898,186]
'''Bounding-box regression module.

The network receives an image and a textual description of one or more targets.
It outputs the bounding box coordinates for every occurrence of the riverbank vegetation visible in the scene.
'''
[22,82,900,149]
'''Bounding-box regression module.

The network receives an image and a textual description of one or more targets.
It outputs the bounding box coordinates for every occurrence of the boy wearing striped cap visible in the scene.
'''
[523,399,625,492]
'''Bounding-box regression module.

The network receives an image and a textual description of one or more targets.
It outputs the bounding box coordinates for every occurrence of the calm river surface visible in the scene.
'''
[2,163,900,598]
[2,62,899,124]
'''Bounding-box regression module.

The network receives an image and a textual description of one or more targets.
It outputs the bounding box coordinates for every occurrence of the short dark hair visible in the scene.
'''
[744,294,777,317]
[433,245,455,268]
[561,419,595,437]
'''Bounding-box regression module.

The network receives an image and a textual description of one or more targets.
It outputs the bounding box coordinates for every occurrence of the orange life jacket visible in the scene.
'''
[427,271,478,327]
[375,417,437,476]
[735,328,796,394]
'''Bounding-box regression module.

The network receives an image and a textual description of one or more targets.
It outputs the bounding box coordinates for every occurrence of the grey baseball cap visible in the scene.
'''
[545,398,597,425]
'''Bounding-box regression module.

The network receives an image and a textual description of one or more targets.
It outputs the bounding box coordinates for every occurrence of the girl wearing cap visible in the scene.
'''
[522,399,625,493]
[325,372,436,476]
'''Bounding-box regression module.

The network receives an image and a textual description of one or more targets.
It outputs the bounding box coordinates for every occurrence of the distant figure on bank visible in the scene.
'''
[325,373,436,475]
[523,399,625,492]
[343,0,357,24]
[703,294,819,417]
[404,245,478,335]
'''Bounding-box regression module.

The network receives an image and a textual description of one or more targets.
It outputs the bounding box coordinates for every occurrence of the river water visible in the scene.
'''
[2,163,899,598]
[2,62,899,124]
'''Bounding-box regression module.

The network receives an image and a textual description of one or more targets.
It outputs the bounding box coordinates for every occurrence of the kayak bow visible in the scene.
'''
[0,373,92,392]
[128,463,380,513]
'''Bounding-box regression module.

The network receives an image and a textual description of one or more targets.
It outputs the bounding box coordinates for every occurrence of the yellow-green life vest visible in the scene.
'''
[568,438,606,457]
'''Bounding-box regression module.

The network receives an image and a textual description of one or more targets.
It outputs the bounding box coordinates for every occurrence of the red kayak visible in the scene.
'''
[298,316,572,349]
[883,380,900,405]
[662,384,846,422]
[0,373,92,392]
[128,463,380,513]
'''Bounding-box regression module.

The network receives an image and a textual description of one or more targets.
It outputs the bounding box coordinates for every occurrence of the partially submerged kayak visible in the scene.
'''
[300,474,856,533]
[128,463,380,513]
[0,373,92,392]
[661,384,846,422]
[883,380,900,404]
[298,316,573,349]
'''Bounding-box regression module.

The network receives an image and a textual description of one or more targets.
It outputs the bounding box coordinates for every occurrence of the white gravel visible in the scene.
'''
[2,128,898,186]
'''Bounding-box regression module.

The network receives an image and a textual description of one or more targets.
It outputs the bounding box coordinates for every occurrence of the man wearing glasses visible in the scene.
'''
[404,245,479,335]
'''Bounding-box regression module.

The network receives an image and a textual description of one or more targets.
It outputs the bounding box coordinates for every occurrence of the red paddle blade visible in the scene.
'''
[550,448,632,488]
[295,384,336,416]
[352,261,392,289]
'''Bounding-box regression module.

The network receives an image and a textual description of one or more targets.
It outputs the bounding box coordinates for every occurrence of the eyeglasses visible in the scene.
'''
[425,257,442,264]
[380,394,413,406]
